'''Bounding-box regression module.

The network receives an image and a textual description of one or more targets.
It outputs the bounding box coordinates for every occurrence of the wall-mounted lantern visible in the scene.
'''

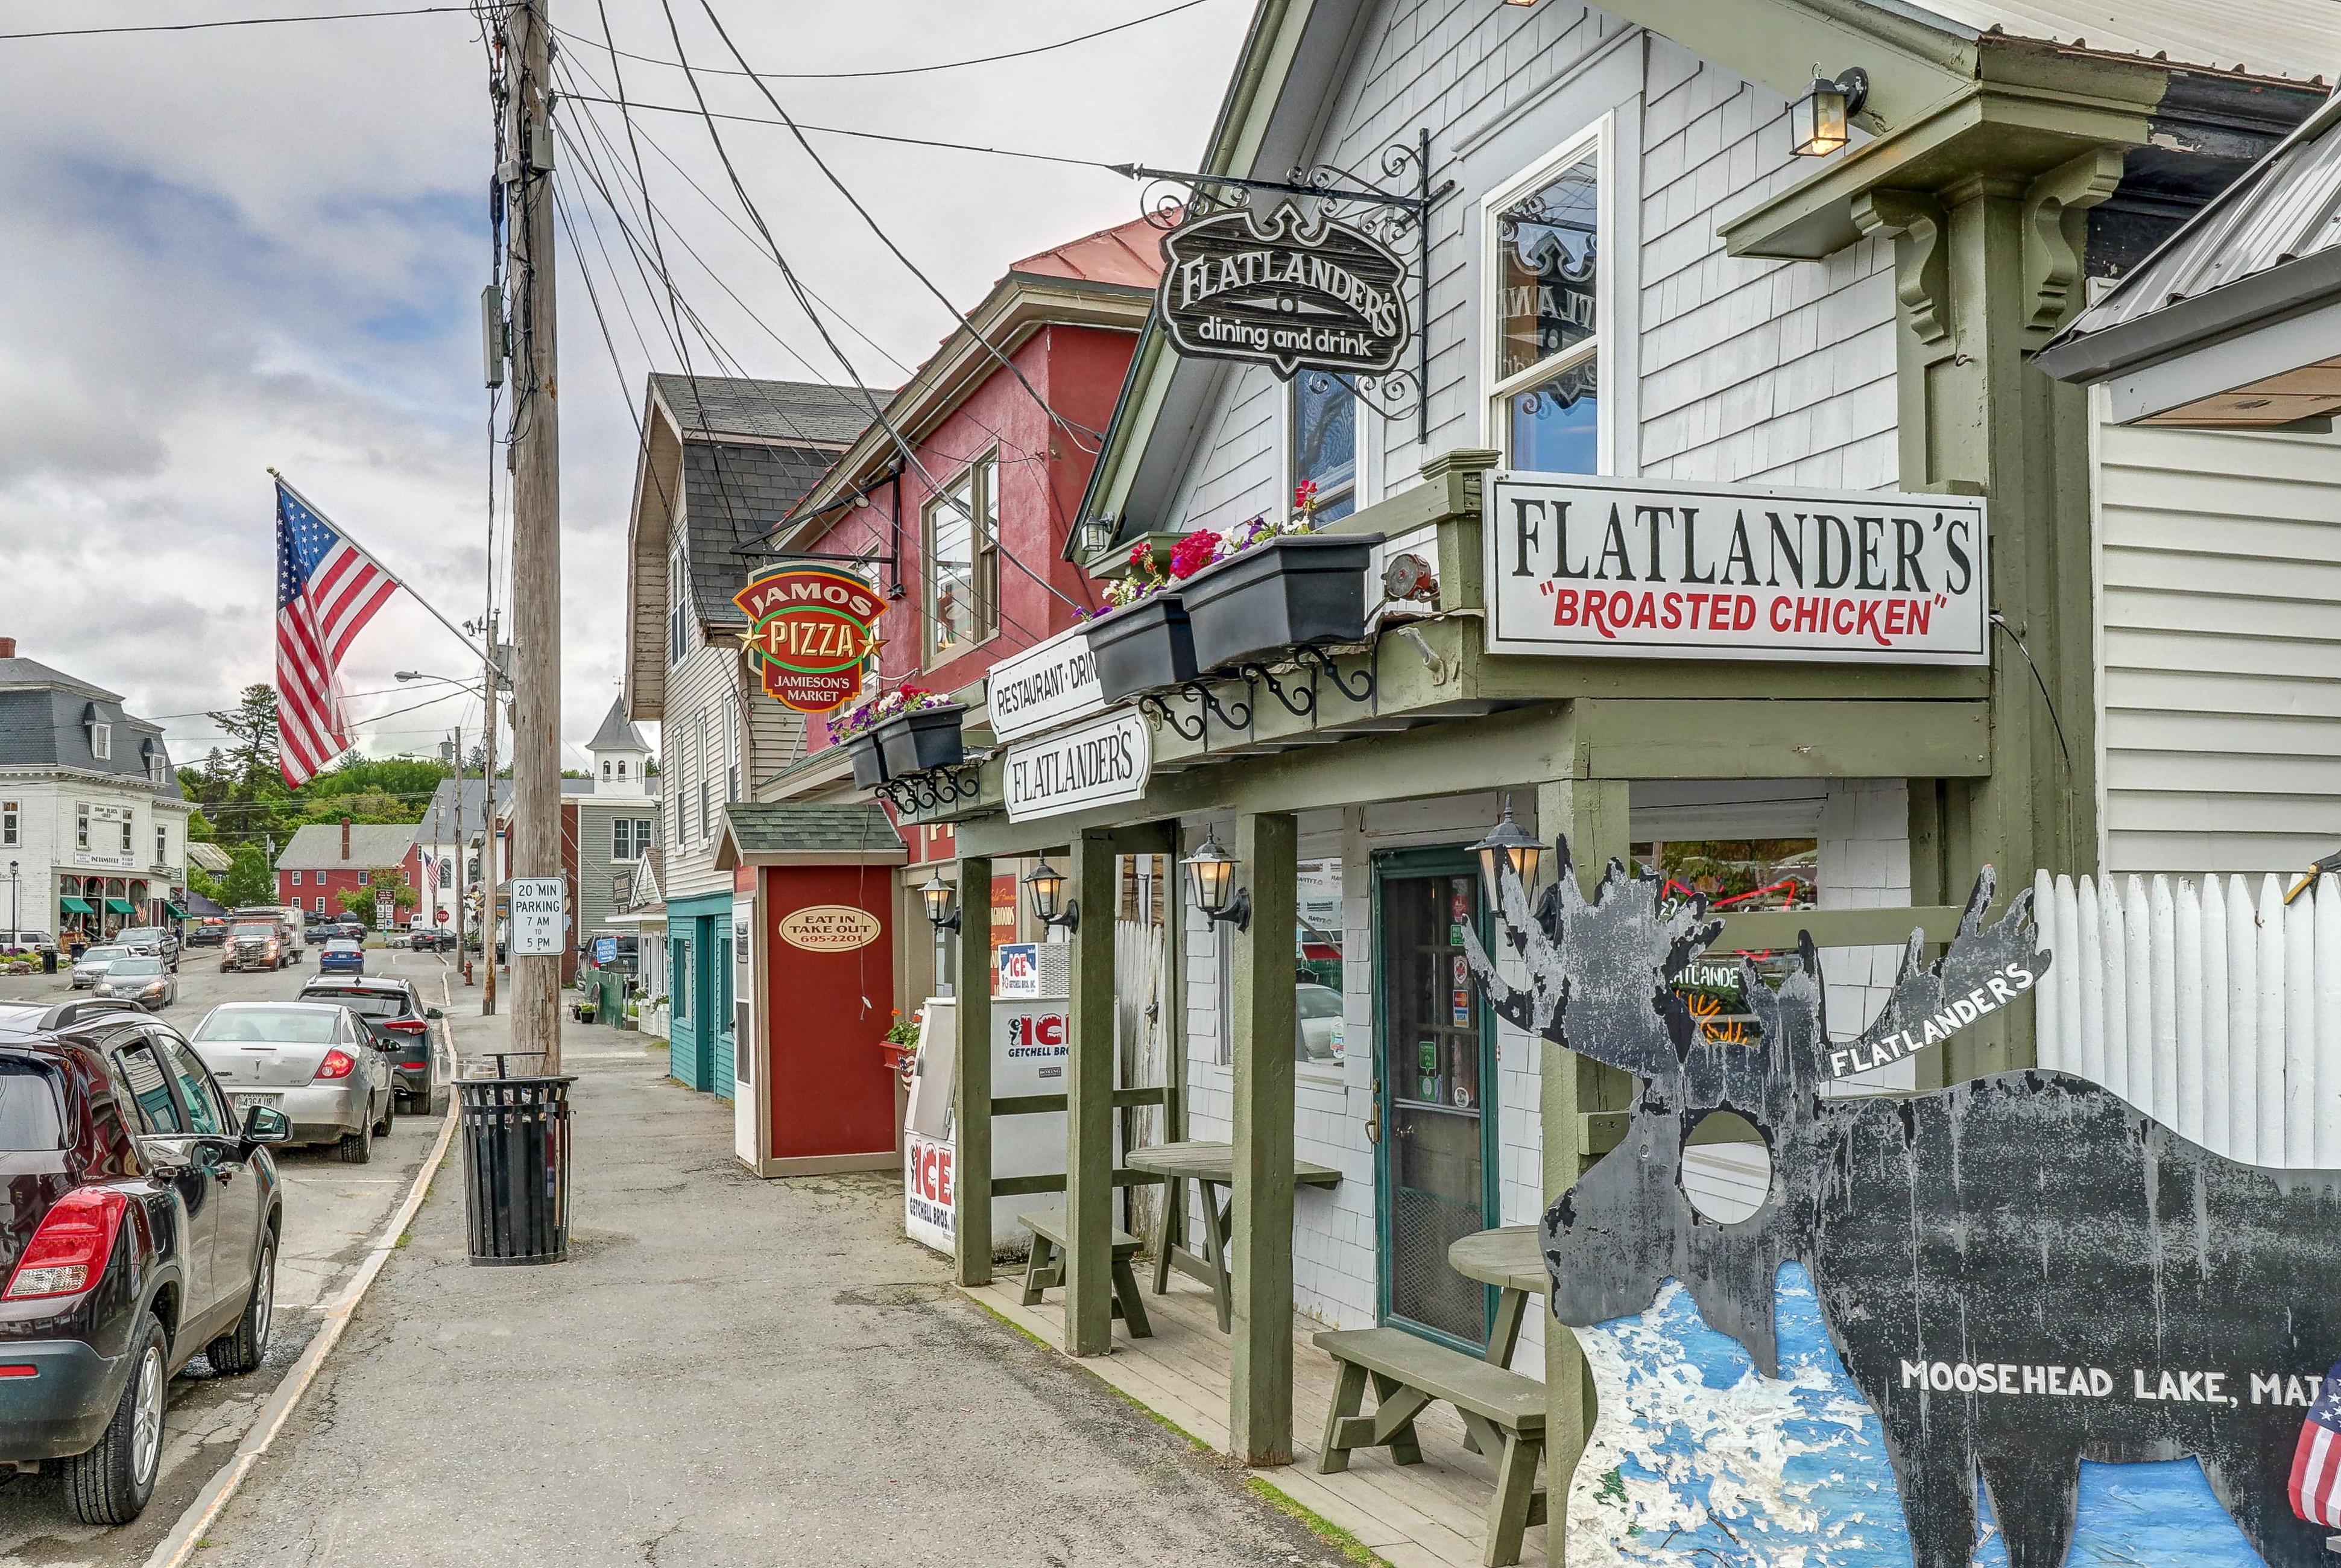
[1023,859,1079,934]
[919,868,960,934]
[1470,796,1545,905]
[1077,516,1118,560]
[1180,832,1251,931]
[1790,67,1868,157]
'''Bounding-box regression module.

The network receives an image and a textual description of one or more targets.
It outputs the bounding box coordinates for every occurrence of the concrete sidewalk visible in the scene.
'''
[195,1011,1353,1567]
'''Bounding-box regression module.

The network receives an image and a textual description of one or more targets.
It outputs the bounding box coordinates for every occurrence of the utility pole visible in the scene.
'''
[480,608,501,1016]
[444,724,468,975]
[499,1,560,1070]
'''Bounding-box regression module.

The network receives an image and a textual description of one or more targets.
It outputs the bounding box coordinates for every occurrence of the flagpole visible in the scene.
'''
[268,467,488,663]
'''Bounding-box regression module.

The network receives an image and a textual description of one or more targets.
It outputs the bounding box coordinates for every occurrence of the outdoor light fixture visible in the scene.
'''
[1181,833,1251,931]
[920,868,961,934]
[1790,66,1868,157]
[1470,795,1544,905]
[1023,859,1079,933]
[1077,516,1117,560]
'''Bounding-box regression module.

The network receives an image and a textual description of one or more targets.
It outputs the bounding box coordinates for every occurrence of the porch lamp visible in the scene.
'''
[1180,833,1251,931]
[1077,516,1117,561]
[1789,66,1868,157]
[1023,858,1079,934]
[918,868,960,934]
[1470,795,1544,905]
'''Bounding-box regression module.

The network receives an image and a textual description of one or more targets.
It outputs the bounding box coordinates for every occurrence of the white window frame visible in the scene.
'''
[291,870,302,886]
[75,805,89,851]
[156,825,167,865]
[698,712,713,846]
[315,896,327,915]
[923,453,999,666]
[668,542,690,667]
[90,721,112,761]
[725,706,741,805]
[358,870,371,887]
[119,817,132,854]
[1,801,15,847]
[1479,116,1616,474]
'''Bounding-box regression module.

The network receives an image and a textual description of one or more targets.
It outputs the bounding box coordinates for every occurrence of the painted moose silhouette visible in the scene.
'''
[1462,842,2341,1568]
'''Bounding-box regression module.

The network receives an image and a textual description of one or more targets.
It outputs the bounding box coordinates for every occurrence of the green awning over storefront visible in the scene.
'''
[160,902,187,919]
[58,897,93,914]
[103,899,134,915]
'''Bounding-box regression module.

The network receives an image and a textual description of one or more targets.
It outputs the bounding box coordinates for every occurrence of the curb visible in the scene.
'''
[139,973,467,1568]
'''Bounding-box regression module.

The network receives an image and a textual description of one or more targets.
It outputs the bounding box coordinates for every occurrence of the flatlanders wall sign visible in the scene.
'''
[734,563,884,714]
[1158,203,1407,379]
[1486,473,1988,665]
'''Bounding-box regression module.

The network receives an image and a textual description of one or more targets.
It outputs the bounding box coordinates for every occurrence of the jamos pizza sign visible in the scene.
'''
[1158,203,1408,380]
[733,563,884,714]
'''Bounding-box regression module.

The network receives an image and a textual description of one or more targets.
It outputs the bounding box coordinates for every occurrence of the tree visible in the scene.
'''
[219,844,274,908]
[335,867,418,927]
[294,788,411,826]
[209,685,282,794]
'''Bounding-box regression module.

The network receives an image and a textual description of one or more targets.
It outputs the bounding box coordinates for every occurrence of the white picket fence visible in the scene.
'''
[2030,869,2341,1170]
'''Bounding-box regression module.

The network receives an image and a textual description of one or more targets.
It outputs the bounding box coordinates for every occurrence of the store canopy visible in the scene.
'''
[103,899,134,915]
[160,902,187,920]
[58,897,93,914]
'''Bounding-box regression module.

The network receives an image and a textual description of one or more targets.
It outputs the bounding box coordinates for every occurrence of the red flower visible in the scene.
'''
[1168,530,1222,580]
[1294,479,1319,513]
[1128,541,1157,574]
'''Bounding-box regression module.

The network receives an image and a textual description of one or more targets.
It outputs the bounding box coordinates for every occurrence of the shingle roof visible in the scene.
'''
[415,778,507,840]
[275,821,419,870]
[649,375,885,446]
[681,441,842,627]
[722,803,902,858]
[0,677,179,798]
[587,697,649,754]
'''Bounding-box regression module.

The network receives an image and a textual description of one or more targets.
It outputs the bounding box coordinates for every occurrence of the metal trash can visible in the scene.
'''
[40,952,55,975]
[459,1075,575,1266]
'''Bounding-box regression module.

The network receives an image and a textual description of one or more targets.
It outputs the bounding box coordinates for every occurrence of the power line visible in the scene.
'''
[0,4,471,42]
[555,93,1117,170]
[553,0,1222,83]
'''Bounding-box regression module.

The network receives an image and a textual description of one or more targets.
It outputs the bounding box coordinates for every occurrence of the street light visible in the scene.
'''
[1023,859,1079,934]
[397,670,485,698]
[919,868,961,933]
[1180,833,1250,931]
[1470,796,1544,906]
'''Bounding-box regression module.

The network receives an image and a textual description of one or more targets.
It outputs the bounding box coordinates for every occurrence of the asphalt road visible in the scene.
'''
[0,943,473,1566]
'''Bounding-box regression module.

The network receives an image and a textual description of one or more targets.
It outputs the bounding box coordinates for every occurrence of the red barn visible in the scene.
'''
[275,818,423,925]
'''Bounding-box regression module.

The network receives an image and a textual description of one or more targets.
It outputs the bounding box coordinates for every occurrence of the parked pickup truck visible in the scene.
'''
[220,922,286,973]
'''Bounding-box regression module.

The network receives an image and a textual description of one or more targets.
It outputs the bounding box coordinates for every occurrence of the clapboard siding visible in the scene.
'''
[659,639,737,902]
[2098,416,2341,876]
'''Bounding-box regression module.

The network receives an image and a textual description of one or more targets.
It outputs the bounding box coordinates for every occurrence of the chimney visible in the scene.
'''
[0,637,15,658]
[341,817,352,861]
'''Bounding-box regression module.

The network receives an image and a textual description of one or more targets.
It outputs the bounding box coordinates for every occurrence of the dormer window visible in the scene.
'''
[141,738,163,784]
[84,706,111,761]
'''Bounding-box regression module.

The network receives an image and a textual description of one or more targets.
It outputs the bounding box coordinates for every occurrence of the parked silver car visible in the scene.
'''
[188,1002,396,1163]
[94,955,177,1012]
[68,945,131,990]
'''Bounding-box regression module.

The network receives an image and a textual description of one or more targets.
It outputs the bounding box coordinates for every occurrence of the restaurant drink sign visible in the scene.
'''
[1158,203,1407,379]
[985,625,1105,744]
[734,563,883,713]
[1486,473,1988,665]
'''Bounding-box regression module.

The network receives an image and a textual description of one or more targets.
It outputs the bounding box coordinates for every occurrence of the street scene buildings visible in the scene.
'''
[15,1,2341,1564]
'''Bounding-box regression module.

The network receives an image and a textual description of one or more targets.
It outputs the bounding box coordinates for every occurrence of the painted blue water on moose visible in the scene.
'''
[1572,1263,2263,1566]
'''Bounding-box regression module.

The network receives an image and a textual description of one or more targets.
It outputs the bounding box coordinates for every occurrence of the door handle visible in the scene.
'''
[1366,1078,1381,1145]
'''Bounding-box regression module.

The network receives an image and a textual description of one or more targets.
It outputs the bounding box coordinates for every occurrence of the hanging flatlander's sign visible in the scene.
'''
[1003,708,1151,823]
[1158,203,1408,379]
[1486,472,1988,665]
[734,563,884,714]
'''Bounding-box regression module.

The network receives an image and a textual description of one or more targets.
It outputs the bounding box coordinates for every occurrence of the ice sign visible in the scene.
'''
[510,877,566,957]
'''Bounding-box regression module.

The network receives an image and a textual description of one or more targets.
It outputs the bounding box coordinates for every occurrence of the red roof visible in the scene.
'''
[1006,214,1164,289]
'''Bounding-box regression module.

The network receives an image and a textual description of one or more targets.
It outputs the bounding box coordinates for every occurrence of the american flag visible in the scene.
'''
[276,481,398,789]
[2290,1359,2341,1525]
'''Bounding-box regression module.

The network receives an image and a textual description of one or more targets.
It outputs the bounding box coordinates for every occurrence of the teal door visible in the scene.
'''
[712,927,735,1101]
[1373,850,1499,1351]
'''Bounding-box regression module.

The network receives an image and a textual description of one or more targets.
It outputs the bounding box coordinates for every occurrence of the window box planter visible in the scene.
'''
[1179,533,1385,673]
[876,704,967,777]
[1082,593,1199,703]
[844,733,889,789]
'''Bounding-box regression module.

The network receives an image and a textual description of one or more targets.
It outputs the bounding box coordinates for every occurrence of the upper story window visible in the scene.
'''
[89,721,112,761]
[601,759,611,780]
[925,455,997,663]
[616,758,628,779]
[668,542,690,666]
[155,825,167,865]
[698,712,713,845]
[118,817,132,854]
[358,870,371,887]
[1291,373,1358,523]
[725,707,740,804]
[291,870,303,886]
[1,802,15,847]
[75,805,88,850]
[1490,128,1602,474]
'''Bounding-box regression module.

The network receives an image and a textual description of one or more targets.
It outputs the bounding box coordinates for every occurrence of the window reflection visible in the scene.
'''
[1296,858,1345,1068]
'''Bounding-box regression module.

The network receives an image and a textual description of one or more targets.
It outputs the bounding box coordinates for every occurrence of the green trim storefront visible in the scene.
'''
[665,890,734,1101]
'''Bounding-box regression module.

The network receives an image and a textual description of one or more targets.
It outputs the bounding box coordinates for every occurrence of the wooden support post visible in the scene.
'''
[1064,832,1119,1356]
[1230,810,1298,1464]
[952,853,994,1288]
[1532,773,1629,1524]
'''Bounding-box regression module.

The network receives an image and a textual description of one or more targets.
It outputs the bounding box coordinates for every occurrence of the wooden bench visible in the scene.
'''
[1314,1326,1546,1567]
[1017,1210,1151,1338]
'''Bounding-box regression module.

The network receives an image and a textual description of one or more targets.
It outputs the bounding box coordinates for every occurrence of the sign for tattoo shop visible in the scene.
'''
[1485,472,1988,665]
[1003,707,1151,823]
[1157,203,1408,380]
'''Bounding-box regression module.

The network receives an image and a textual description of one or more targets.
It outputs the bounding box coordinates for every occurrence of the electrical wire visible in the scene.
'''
[555,93,1118,170]
[553,0,1222,83]
[0,4,470,42]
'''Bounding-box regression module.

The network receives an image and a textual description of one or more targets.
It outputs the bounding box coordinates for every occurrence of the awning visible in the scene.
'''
[103,899,134,915]
[160,902,187,920]
[58,897,93,915]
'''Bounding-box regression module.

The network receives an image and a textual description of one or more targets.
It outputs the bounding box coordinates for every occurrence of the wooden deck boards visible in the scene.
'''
[964,1274,1551,1567]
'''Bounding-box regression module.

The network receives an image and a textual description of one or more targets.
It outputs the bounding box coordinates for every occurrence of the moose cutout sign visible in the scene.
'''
[1462,844,2341,1567]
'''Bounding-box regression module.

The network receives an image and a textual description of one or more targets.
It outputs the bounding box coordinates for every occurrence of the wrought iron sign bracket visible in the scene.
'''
[1117,128,1455,444]
[1238,662,1316,719]
[1183,678,1253,734]
[876,764,982,815]
[1137,691,1205,742]
[1292,643,1376,706]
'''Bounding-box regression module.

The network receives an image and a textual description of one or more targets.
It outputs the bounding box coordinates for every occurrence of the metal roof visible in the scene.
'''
[647,375,883,447]
[1910,0,2341,85]
[720,802,902,859]
[586,697,649,755]
[274,822,419,870]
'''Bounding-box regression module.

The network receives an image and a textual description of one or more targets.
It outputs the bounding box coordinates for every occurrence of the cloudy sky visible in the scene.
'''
[0,0,1246,771]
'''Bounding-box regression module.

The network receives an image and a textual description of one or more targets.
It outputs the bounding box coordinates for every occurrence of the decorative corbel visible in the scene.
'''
[2022,147,2125,346]
[1852,189,1952,364]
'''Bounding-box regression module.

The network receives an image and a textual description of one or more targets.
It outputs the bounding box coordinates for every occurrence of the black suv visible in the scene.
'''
[0,1000,288,1524]
[297,976,446,1115]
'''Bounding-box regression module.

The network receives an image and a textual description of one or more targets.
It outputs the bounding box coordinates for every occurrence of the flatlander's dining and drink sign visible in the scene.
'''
[1486,472,1988,665]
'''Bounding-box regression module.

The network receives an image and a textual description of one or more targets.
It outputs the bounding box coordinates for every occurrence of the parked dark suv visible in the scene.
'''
[297,976,447,1115]
[0,1000,288,1524]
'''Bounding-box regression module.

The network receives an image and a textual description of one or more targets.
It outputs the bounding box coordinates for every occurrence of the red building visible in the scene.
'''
[275,819,423,923]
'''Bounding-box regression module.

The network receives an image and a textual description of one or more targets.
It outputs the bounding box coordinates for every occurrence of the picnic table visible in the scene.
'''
[1128,1140,1342,1333]
[1447,1225,1546,1370]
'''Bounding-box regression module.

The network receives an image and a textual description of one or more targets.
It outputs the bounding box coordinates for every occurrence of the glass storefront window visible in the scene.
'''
[1296,858,1345,1070]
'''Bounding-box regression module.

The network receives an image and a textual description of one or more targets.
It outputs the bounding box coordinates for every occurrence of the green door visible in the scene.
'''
[1373,850,1499,1351]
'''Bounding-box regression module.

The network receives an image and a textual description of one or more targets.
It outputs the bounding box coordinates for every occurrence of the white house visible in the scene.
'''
[0,638,194,942]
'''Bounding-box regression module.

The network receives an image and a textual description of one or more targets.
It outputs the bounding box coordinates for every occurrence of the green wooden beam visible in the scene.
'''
[1577,699,1990,779]
[1230,810,1298,1465]
[1063,832,1119,1358]
[952,853,994,1288]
